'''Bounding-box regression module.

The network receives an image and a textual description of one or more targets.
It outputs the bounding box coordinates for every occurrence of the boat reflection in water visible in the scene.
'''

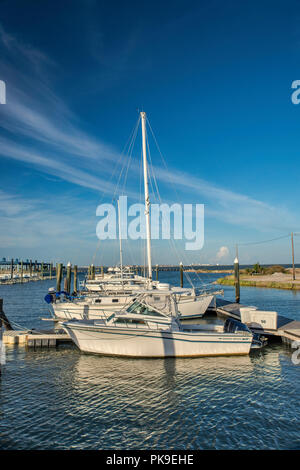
[12,343,284,450]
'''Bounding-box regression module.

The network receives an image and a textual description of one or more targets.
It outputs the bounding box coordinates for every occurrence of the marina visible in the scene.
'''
[2,290,300,349]
[2,0,300,454]
[1,272,300,449]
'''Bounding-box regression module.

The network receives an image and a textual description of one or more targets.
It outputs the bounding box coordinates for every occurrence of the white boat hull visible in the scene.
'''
[65,324,252,358]
[177,295,214,318]
[53,293,214,320]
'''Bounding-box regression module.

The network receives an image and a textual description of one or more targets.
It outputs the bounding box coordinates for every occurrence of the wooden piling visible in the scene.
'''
[66,262,72,294]
[50,263,52,280]
[234,255,240,303]
[0,299,13,331]
[21,260,23,283]
[10,258,14,281]
[73,265,78,294]
[29,260,32,278]
[291,232,296,281]
[180,262,183,288]
[56,263,62,292]
[101,265,104,278]
[156,264,159,281]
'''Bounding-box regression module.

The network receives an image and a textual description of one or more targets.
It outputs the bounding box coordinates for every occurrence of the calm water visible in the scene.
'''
[0,272,300,450]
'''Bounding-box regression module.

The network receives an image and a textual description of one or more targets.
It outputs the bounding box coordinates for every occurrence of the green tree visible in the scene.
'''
[253,262,262,274]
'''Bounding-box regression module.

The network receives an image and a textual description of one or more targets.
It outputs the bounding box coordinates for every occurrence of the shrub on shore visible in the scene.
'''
[244,263,287,275]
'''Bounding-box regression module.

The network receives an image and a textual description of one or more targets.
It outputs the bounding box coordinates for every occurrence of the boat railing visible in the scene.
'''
[193,287,224,296]
[110,319,172,331]
[59,309,112,320]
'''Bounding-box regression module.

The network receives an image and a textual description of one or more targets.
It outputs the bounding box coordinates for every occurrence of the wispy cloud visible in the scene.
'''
[148,165,297,232]
[0,22,297,262]
[0,23,142,201]
[0,23,120,174]
[0,189,97,261]
[0,137,139,198]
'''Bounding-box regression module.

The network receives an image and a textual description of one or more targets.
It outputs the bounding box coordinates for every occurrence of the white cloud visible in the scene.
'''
[216,246,230,261]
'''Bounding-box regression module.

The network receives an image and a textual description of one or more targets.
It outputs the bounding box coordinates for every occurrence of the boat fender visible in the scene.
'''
[44,293,53,304]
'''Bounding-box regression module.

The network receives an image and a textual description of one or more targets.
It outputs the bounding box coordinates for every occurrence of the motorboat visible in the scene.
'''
[63,292,253,358]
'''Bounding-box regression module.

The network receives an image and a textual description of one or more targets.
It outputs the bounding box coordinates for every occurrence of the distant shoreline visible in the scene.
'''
[185,269,234,273]
[217,268,300,290]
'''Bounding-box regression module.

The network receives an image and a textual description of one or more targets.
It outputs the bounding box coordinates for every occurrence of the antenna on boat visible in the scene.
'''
[140,111,152,281]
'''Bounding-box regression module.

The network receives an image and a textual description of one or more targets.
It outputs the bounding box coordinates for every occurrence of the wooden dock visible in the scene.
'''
[211,298,300,346]
[2,330,71,348]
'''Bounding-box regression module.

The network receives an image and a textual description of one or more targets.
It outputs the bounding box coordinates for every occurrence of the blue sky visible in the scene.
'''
[0,0,300,265]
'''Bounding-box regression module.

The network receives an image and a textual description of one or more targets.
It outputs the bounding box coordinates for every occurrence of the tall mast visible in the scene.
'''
[117,199,123,281]
[140,111,152,280]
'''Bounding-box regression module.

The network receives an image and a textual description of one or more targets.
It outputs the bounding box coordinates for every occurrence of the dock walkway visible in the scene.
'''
[2,330,71,347]
[212,299,300,345]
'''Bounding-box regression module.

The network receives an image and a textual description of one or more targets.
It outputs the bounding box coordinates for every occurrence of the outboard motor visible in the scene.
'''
[224,318,268,349]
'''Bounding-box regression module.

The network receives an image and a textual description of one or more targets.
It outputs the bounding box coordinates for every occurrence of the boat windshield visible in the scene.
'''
[224,319,251,334]
[126,300,164,317]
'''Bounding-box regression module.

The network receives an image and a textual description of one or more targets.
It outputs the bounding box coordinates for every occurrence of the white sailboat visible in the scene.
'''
[62,112,253,358]
[49,111,218,321]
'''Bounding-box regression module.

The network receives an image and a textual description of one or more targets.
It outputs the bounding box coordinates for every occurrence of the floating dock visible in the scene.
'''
[210,298,300,346]
[2,330,71,348]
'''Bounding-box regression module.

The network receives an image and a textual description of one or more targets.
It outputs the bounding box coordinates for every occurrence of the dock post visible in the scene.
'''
[50,263,52,280]
[10,258,14,281]
[156,264,159,281]
[101,265,104,278]
[291,232,296,281]
[21,260,23,283]
[56,263,62,292]
[73,265,78,294]
[0,298,13,330]
[180,262,183,288]
[91,264,95,280]
[66,262,72,294]
[234,253,240,303]
[29,260,32,278]
[41,262,44,279]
